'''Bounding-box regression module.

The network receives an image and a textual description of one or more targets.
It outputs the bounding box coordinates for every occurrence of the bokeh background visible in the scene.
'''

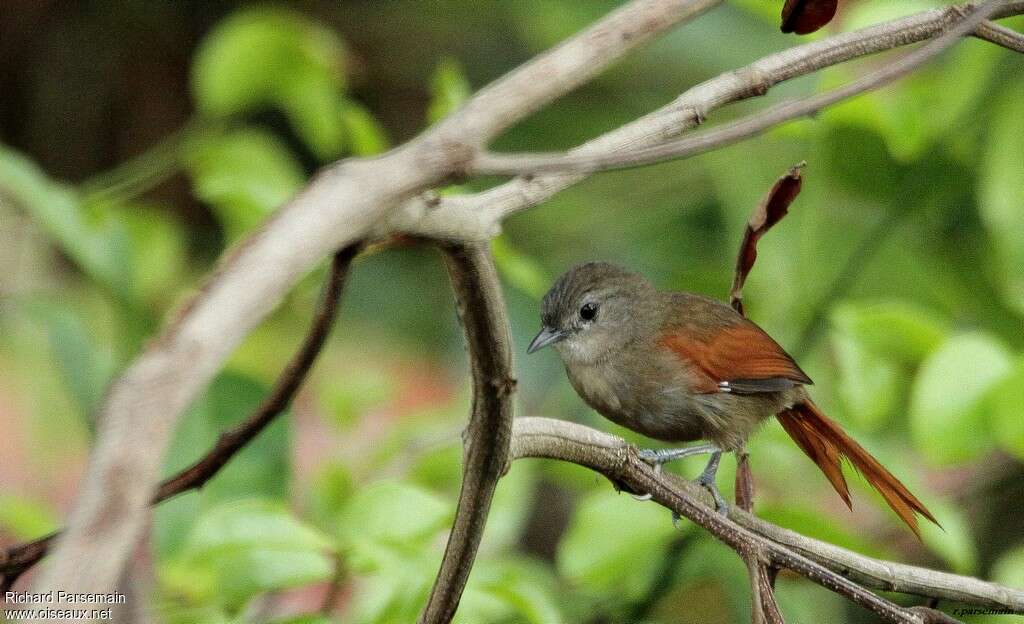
[1,1,1023,622]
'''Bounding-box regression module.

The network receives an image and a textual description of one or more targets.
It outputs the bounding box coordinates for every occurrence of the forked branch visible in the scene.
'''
[470,0,1009,176]
[511,417,1024,622]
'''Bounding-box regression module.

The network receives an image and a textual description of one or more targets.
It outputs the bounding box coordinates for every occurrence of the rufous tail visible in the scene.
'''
[776,400,938,538]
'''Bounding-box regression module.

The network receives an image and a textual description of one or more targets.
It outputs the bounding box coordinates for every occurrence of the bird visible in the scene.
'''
[527,261,938,536]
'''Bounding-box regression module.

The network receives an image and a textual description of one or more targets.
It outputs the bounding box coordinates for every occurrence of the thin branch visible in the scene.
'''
[470,0,1008,176]
[512,416,1024,614]
[512,418,925,623]
[394,2,1024,243]
[419,243,515,624]
[34,0,721,598]
[511,417,1024,617]
[0,245,358,592]
[975,19,1024,52]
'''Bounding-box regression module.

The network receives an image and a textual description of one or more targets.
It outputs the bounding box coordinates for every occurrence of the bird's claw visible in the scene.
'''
[629,462,661,500]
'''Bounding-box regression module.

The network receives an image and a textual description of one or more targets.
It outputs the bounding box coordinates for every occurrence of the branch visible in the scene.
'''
[470,0,1008,175]
[396,1,1024,240]
[511,417,1024,620]
[34,0,721,598]
[419,242,516,624]
[0,246,359,592]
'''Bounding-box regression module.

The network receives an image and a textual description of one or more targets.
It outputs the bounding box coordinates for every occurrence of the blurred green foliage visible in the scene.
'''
[1,2,1022,623]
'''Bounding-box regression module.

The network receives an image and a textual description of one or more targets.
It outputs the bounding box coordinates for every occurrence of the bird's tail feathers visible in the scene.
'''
[776,400,938,538]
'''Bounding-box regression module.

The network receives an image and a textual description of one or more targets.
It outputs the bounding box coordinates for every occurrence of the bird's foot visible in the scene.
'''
[638,443,719,467]
[695,471,729,515]
[694,450,728,515]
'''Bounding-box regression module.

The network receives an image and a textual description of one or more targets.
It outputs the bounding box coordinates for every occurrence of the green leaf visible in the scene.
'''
[978,77,1024,315]
[306,462,356,532]
[909,333,1012,465]
[831,301,949,364]
[427,57,471,124]
[338,480,451,546]
[339,99,389,155]
[987,358,1024,460]
[174,498,335,610]
[184,129,305,242]
[462,557,564,624]
[23,303,115,423]
[186,499,331,555]
[990,544,1024,589]
[0,144,132,296]
[336,480,452,571]
[492,236,551,299]
[557,490,680,600]
[155,372,291,558]
[728,0,782,24]
[122,206,188,306]
[191,8,347,158]
[201,374,291,502]
[321,369,393,430]
[0,494,59,540]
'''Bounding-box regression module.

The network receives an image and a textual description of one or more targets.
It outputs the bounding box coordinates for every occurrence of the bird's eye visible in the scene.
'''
[579,302,598,321]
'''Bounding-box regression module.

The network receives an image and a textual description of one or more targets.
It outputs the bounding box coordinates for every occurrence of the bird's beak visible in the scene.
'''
[527,326,566,354]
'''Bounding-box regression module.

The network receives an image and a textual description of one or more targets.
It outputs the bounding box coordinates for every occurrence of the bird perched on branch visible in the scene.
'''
[528,261,937,535]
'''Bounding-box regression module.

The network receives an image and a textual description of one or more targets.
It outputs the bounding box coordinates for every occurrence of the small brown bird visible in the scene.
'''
[528,262,937,535]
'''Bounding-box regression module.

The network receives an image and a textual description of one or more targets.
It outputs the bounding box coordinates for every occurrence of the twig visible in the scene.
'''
[34,0,722,598]
[0,246,359,592]
[418,243,516,624]
[975,20,1024,52]
[471,1,1008,176]
[511,417,1024,619]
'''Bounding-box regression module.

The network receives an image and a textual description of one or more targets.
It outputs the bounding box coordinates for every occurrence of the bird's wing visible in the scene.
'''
[658,294,811,395]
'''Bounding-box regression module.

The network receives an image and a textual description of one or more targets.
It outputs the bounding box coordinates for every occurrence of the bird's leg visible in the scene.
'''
[694,451,728,514]
[638,443,718,467]
[630,444,719,502]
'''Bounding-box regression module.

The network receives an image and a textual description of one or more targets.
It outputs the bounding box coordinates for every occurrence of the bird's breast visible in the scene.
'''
[563,357,704,443]
[565,360,623,416]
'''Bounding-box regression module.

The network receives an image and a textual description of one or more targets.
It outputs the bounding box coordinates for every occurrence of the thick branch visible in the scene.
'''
[470,0,1008,175]
[397,1,1024,240]
[35,0,719,598]
[511,417,1024,616]
[0,246,358,592]
[420,243,515,624]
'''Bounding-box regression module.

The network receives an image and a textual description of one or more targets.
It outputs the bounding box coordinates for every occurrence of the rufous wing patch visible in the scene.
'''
[660,322,811,393]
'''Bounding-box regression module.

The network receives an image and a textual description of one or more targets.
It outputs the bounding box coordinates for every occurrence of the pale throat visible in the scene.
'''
[555,330,620,365]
